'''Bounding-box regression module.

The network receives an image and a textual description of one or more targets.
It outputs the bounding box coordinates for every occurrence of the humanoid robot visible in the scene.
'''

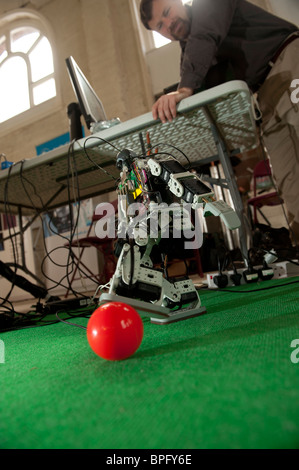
[100,148,241,324]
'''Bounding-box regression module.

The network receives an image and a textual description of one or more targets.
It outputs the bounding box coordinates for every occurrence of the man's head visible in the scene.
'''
[140,0,191,42]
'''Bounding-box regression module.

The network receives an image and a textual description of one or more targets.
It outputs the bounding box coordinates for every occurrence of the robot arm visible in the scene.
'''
[147,157,240,230]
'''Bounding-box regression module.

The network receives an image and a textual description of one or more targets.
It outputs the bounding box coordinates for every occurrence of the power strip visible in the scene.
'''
[206,260,299,289]
[45,296,96,313]
[207,269,247,288]
[272,260,299,279]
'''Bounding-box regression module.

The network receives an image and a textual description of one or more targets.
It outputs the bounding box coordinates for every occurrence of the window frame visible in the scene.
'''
[131,0,156,54]
[0,10,60,137]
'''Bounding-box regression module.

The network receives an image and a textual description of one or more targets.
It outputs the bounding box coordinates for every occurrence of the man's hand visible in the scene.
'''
[152,87,193,123]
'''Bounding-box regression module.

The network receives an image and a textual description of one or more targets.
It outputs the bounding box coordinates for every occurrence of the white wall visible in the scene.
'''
[269,0,299,26]
[146,42,181,96]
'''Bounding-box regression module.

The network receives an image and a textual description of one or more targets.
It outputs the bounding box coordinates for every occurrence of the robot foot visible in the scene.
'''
[99,293,207,325]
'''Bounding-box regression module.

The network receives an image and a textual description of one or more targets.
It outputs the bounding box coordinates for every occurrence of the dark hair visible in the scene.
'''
[140,0,154,30]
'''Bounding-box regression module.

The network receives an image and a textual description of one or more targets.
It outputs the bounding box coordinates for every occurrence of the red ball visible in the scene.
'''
[87,302,144,361]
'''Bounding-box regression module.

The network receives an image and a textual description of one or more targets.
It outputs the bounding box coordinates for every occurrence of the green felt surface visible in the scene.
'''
[1,277,299,449]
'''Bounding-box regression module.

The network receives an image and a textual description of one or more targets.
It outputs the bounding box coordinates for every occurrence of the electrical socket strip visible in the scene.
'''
[272,260,299,279]
[207,269,248,288]
[206,260,299,289]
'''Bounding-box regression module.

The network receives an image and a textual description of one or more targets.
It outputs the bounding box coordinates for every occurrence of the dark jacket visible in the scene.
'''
[179,0,297,92]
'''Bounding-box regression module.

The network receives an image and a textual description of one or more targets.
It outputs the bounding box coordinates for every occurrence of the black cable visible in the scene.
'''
[18,160,65,291]
[19,160,69,281]
[207,277,299,293]
[55,311,87,330]
[20,141,92,298]
[4,163,21,265]
[1,163,45,304]
[83,135,122,153]
[18,151,83,297]
[146,142,192,169]
[80,137,119,181]
[0,302,95,333]
[1,134,121,305]
[62,138,119,296]
[37,140,96,297]
[64,139,84,297]
[1,161,25,304]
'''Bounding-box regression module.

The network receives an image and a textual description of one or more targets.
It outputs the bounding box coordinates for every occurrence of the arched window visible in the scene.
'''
[0,11,58,126]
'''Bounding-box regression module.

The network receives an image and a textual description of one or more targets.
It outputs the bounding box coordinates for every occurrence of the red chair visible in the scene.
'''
[247,159,283,226]
[65,199,118,297]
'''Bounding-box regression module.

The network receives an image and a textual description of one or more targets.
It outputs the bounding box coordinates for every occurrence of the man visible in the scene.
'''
[140,0,299,243]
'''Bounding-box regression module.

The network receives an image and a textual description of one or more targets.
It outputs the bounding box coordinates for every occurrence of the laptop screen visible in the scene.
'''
[65,56,107,129]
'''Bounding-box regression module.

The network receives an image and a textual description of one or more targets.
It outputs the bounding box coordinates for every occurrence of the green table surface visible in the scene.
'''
[1,277,299,450]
